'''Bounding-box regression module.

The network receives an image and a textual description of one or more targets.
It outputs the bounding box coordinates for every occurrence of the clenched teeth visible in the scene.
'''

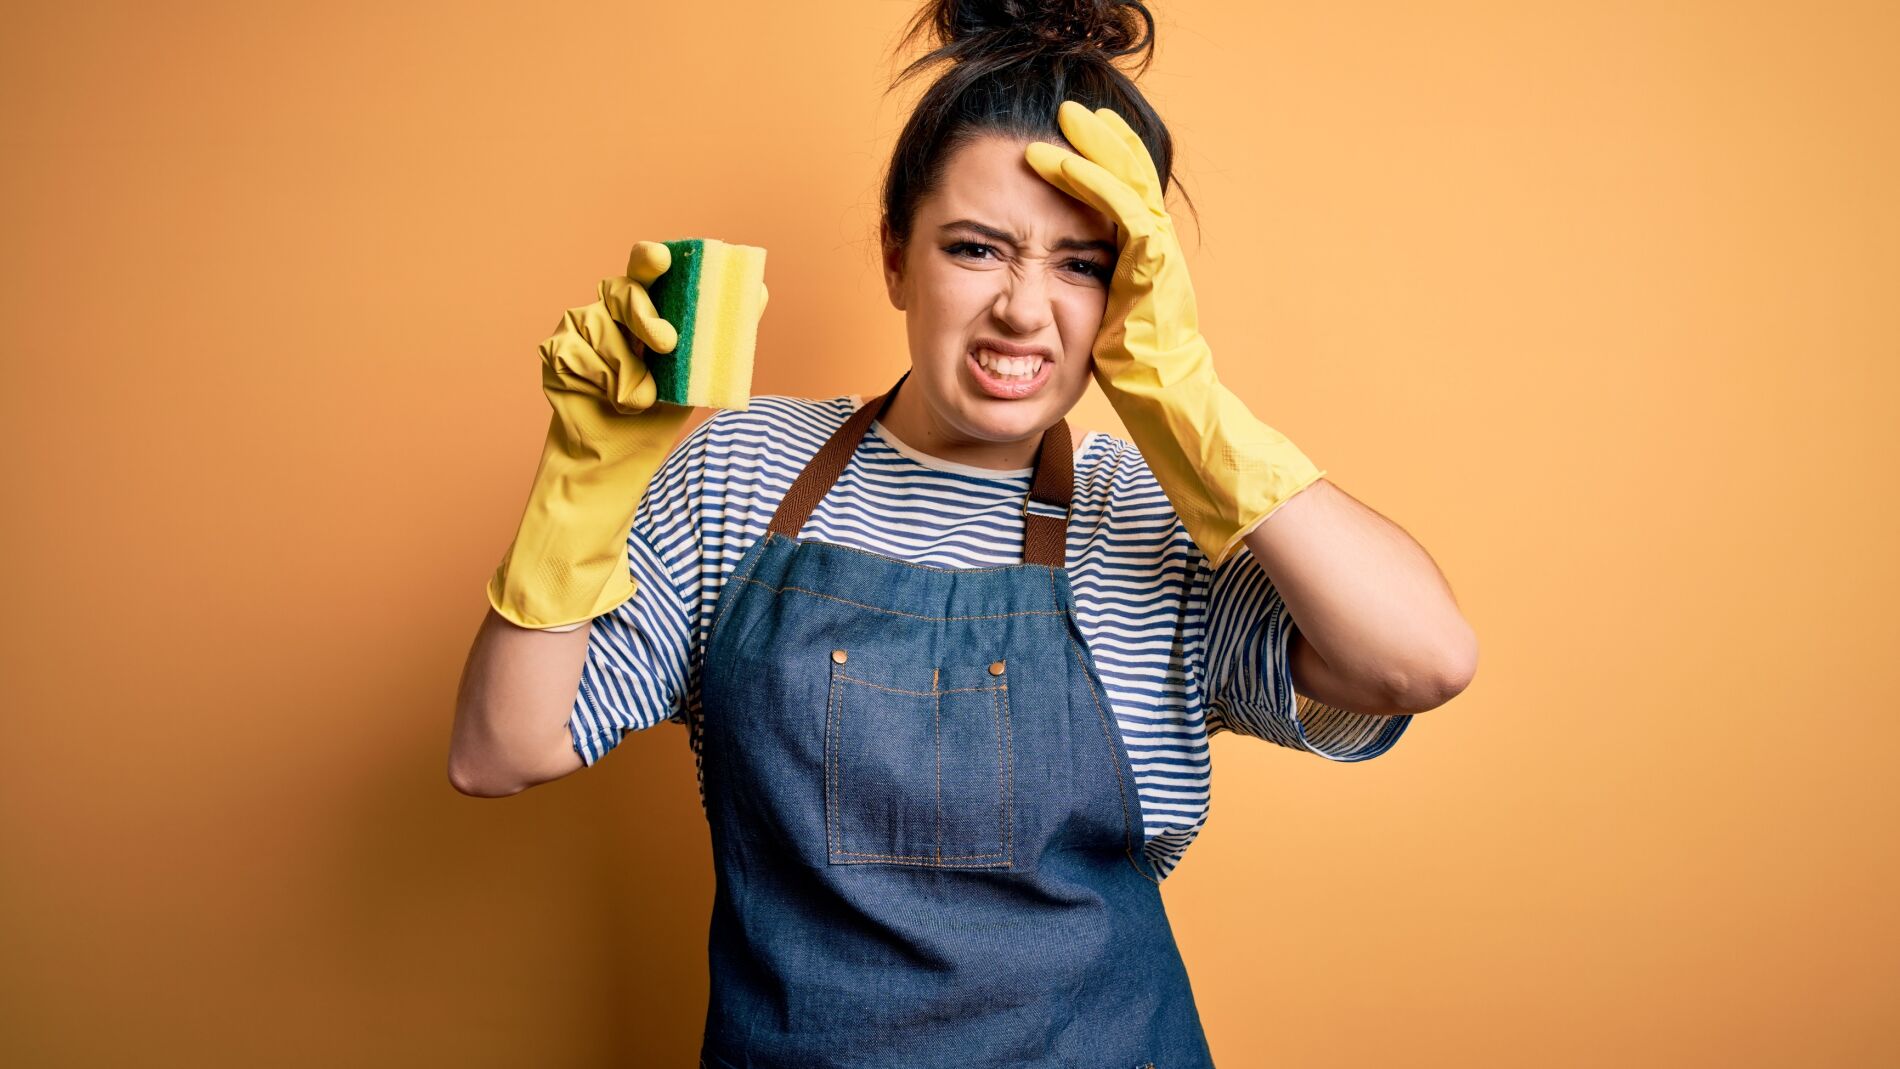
[975,350,1045,380]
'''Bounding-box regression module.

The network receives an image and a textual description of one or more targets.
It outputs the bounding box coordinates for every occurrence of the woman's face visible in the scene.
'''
[879,134,1118,468]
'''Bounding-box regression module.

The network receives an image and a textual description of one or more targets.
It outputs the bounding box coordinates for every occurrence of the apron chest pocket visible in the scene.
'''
[824,650,1015,869]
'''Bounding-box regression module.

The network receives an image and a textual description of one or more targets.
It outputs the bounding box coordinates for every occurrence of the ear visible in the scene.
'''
[879,219,907,312]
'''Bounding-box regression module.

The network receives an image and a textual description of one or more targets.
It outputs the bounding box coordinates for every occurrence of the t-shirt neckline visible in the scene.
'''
[848,393,1096,479]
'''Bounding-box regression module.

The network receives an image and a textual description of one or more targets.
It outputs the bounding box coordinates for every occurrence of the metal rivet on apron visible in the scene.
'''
[832,649,848,664]
[989,660,1005,676]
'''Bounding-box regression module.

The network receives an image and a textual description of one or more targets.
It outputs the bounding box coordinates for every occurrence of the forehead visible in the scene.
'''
[919,135,1114,239]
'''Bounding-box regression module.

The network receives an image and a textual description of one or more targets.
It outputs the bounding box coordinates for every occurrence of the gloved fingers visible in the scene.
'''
[599,274,679,354]
[539,302,659,413]
[538,307,611,395]
[1089,105,1166,203]
[612,365,660,413]
[1050,100,1160,209]
[624,240,672,284]
[579,295,662,412]
[1024,140,1152,240]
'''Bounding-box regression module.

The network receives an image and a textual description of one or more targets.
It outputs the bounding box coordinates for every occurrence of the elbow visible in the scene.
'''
[1383,626,1479,714]
[447,744,531,799]
[448,712,583,797]
[448,759,515,798]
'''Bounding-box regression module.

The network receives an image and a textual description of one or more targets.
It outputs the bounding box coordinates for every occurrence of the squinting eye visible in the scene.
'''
[947,242,1110,281]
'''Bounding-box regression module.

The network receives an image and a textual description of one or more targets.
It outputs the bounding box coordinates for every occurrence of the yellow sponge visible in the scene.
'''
[641,238,767,411]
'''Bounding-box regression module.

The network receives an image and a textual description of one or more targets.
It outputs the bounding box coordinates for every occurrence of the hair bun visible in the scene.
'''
[945,0,1153,61]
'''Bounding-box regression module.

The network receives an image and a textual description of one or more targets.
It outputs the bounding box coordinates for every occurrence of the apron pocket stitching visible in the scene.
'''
[825,657,1014,868]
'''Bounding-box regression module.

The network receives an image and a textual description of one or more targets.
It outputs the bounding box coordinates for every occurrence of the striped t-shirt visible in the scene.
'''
[569,393,1411,879]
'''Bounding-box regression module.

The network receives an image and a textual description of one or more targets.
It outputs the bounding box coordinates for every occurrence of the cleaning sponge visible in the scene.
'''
[641,237,768,411]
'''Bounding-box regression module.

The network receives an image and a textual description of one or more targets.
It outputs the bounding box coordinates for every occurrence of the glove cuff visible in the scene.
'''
[1205,456,1327,569]
[1100,370,1325,569]
[486,403,694,630]
[488,560,638,632]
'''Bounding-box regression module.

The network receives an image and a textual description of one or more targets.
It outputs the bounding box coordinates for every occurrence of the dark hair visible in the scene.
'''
[879,0,1198,257]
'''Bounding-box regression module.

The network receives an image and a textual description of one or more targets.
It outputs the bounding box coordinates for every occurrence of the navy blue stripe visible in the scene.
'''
[567,393,1410,879]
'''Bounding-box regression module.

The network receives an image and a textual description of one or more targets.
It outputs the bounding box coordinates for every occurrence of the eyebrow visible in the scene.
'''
[939,218,1117,258]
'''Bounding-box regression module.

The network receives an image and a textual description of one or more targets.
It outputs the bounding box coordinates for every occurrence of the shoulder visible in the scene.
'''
[1073,428,1175,522]
[691,393,856,451]
[659,394,856,475]
[1074,428,1145,490]
[659,394,858,518]
[1069,429,1211,574]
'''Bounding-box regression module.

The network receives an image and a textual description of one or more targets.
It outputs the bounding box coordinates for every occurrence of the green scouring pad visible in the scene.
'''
[641,237,767,411]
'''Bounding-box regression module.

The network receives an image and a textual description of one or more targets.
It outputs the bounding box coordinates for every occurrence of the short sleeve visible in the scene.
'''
[565,414,715,766]
[1195,540,1411,761]
[567,518,693,765]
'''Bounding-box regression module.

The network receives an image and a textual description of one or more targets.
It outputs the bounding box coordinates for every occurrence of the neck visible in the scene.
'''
[877,378,1043,471]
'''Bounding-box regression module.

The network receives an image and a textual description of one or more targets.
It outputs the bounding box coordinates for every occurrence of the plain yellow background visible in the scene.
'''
[3,1,1895,1065]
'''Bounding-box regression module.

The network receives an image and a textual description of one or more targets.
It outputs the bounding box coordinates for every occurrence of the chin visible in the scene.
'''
[965,393,1076,442]
[961,402,1049,438]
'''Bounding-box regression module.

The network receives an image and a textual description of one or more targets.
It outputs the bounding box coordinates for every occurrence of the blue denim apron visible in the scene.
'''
[696,372,1216,1068]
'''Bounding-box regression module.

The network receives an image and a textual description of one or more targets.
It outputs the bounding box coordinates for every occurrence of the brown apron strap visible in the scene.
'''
[765,370,1073,568]
[1022,415,1074,569]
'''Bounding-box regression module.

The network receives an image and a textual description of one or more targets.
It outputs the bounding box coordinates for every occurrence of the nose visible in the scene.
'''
[990,263,1056,337]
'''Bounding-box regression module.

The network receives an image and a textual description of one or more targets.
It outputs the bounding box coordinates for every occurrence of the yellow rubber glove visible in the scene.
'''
[487,241,764,630]
[1025,101,1326,568]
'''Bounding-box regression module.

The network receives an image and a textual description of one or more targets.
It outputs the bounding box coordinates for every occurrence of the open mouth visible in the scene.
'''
[966,347,1054,399]
[973,349,1045,381]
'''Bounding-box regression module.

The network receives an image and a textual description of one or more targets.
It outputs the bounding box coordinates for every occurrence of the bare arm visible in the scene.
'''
[1246,478,1478,715]
[447,608,593,796]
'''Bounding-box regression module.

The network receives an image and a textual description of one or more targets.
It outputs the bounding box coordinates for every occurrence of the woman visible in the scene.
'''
[452,1,1477,1064]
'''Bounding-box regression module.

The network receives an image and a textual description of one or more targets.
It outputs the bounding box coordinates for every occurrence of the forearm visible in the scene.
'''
[1242,478,1477,710]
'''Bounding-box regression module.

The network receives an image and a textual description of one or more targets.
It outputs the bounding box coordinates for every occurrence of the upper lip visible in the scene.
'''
[971,338,1053,360]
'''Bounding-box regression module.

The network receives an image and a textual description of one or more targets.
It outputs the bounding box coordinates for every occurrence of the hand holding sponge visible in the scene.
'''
[487,238,768,631]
